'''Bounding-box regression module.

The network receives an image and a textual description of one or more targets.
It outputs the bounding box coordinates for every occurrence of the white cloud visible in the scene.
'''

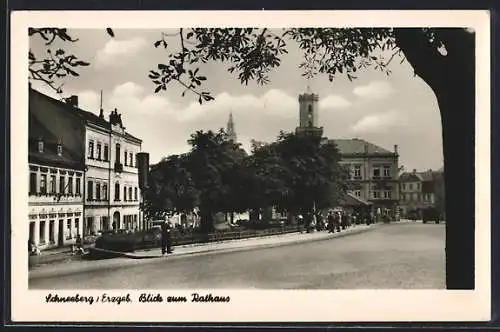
[319,95,351,110]
[353,81,394,100]
[112,82,144,97]
[351,110,407,133]
[95,38,148,68]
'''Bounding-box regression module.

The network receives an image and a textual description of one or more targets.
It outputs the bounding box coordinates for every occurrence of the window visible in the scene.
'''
[115,182,120,201]
[417,183,421,190]
[384,190,392,199]
[88,141,94,159]
[97,143,102,160]
[124,151,128,166]
[413,193,418,201]
[96,183,101,201]
[372,190,381,199]
[50,175,56,194]
[103,144,109,161]
[308,104,313,115]
[135,154,138,168]
[134,187,138,201]
[40,174,47,194]
[75,218,80,236]
[129,153,133,167]
[59,176,65,194]
[76,178,81,195]
[66,219,72,239]
[354,190,361,197]
[103,184,108,200]
[68,176,73,194]
[124,186,127,201]
[115,143,121,164]
[402,183,406,190]
[39,221,46,244]
[409,183,413,190]
[128,187,132,201]
[87,181,93,200]
[29,172,37,194]
[353,165,361,178]
[372,168,381,178]
[383,165,391,178]
[38,140,44,153]
[57,144,63,156]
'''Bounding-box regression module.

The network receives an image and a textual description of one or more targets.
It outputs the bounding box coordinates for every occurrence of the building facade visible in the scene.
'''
[399,168,444,218]
[29,88,144,246]
[333,139,400,217]
[29,89,85,250]
[295,89,400,218]
[80,107,143,235]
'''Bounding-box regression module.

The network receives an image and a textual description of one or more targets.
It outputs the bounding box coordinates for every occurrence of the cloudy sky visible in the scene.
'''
[29,29,444,171]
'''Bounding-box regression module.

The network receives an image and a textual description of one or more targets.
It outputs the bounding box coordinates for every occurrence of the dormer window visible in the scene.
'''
[37,138,44,153]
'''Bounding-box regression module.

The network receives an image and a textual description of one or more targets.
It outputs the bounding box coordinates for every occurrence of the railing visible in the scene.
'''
[171,225,300,246]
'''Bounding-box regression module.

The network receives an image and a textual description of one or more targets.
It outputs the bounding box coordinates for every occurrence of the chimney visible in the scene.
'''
[67,95,78,107]
[394,144,398,154]
[99,108,104,119]
[37,137,44,153]
[57,139,63,156]
[363,143,369,154]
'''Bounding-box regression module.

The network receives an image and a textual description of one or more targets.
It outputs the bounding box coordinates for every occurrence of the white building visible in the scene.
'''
[82,107,143,234]
[29,88,144,248]
[29,89,85,250]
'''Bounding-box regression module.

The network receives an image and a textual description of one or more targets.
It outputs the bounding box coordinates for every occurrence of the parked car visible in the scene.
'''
[406,210,420,221]
[422,207,441,224]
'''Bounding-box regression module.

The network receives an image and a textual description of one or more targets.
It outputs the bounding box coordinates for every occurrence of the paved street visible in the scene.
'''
[29,222,445,289]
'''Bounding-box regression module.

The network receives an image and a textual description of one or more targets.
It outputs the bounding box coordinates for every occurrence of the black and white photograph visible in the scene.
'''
[10,10,490,322]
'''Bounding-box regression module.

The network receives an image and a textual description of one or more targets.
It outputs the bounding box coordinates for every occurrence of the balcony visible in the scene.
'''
[114,162,123,173]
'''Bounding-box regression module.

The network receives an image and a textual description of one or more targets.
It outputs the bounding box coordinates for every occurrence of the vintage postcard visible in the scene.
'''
[10,10,491,323]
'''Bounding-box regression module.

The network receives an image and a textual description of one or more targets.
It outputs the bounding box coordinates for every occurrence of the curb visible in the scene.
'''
[29,225,374,280]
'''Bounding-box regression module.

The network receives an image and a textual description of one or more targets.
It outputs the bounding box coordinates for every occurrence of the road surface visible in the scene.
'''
[30,222,445,289]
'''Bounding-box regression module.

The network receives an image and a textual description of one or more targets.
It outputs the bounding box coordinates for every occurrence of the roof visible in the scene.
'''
[329,138,395,156]
[399,172,423,182]
[30,88,142,143]
[340,193,372,207]
[29,88,86,169]
[400,170,440,182]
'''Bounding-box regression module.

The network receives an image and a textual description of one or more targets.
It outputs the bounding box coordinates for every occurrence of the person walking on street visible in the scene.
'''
[327,210,335,233]
[161,222,173,256]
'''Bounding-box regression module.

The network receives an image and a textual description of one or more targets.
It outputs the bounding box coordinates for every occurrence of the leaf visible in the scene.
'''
[106,28,115,37]
[154,40,162,48]
[198,96,203,104]
[197,76,207,81]
[154,85,162,93]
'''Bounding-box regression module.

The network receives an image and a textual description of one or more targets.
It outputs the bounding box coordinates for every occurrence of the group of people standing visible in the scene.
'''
[296,209,377,234]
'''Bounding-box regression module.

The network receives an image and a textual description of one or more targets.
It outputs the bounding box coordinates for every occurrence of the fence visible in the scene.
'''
[171,225,301,246]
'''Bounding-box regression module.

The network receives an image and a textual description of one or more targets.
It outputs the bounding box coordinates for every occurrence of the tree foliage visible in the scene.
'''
[28,28,90,94]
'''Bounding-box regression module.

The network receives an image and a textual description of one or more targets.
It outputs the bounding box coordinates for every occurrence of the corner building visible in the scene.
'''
[84,108,143,234]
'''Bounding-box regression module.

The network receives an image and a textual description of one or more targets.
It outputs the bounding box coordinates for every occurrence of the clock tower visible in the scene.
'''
[295,87,324,137]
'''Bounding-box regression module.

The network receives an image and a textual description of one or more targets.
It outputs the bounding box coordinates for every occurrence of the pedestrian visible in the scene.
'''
[161,222,169,256]
[327,210,334,233]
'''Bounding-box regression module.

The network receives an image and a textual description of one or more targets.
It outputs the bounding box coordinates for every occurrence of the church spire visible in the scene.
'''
[226,111,237,142]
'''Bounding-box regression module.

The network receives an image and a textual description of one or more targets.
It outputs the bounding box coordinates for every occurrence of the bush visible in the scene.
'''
[95,228,162,252]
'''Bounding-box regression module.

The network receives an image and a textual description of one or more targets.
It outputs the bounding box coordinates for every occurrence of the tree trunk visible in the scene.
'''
[395,28,475,289]
[199,209,214,235]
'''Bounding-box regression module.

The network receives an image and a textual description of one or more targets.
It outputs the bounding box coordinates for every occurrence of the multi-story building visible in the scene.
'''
[295,89,400,218]
[83,106,143,234]
[399,168,444,218]
[29,87,144,243]
[29,88,85,250]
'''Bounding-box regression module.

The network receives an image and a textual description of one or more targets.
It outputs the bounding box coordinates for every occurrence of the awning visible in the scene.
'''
[339,193,372,207]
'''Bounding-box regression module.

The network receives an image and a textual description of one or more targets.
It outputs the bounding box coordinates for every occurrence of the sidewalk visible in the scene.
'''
[29,224,374,280]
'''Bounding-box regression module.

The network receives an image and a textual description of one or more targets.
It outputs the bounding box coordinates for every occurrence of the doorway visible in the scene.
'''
[58,220,64,247]
[113,211,120,230]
